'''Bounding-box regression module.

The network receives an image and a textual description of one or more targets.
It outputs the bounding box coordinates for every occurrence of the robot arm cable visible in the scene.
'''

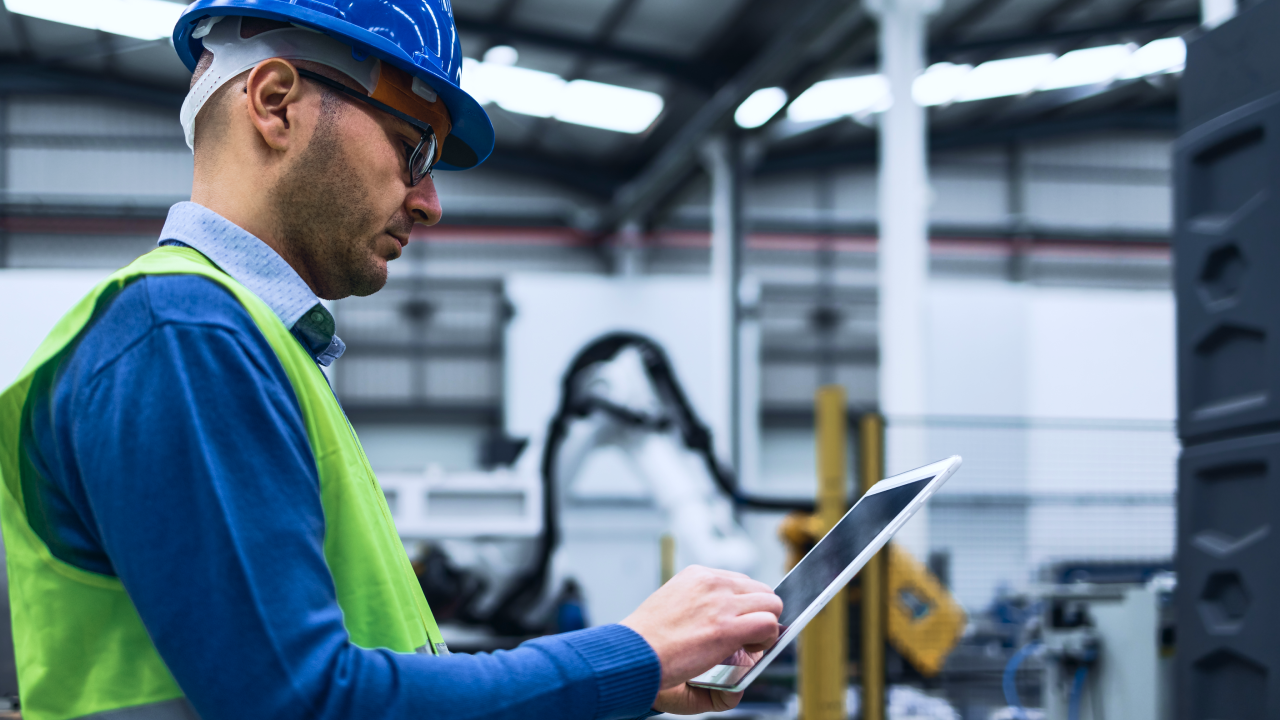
[481,332,815,635]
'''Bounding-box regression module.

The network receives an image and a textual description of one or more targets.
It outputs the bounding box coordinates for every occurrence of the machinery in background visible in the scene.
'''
[1002,574,1176,720]
[386,332,810,641]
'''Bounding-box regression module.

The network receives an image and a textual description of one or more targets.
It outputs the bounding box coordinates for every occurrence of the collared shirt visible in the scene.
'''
[158,201,346,367]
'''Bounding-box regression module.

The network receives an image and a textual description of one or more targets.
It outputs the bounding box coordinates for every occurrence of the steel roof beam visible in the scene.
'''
[930,13,1199,60]
[757,103,1176,174]
[453,17,715,89]
[599,0,861,233]
[0,60,185,108]
[929,0,1014,50]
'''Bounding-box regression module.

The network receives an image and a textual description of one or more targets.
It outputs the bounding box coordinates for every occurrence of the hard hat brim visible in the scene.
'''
[174,0,494,171]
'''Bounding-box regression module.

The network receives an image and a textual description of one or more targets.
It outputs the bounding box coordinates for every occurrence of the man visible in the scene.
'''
[0,2,782,720]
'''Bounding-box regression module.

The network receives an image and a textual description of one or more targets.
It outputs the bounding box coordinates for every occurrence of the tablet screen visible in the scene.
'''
[775,476,933,628]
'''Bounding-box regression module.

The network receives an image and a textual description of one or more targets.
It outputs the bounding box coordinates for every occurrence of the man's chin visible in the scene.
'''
[349,264,389,297]
[319,259,387,300]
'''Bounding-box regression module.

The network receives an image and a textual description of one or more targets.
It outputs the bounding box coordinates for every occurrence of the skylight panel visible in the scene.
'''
[4,0,185,41]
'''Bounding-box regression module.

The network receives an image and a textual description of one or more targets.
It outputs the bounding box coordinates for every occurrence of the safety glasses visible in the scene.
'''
[297,69,438,186]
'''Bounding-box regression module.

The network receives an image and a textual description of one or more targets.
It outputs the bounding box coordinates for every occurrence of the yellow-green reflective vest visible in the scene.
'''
[0,246,445,720]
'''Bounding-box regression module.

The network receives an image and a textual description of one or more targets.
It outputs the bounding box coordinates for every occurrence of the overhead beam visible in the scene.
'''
[0,60,185,108]
[929,0,1013,50]
[930,14,1200,60]
[453,17,715,88]
[757,104,1177,174]
[481,147,625,201]
[600,0,862,233]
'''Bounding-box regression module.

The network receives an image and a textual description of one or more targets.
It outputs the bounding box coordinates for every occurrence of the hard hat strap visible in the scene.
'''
[180,15,381,151]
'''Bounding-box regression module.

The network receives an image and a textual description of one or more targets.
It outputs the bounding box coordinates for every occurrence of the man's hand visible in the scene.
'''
[620,566,781,714]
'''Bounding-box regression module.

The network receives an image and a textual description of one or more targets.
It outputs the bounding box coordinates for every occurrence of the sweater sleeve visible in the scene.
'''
[46,275,661,720]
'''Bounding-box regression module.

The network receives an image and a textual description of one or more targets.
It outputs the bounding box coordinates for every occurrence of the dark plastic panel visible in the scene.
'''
[1181,0,1280,133]
[1176,89,1280,442]
[1177,433,1280,719]
[1178,5,1280,717]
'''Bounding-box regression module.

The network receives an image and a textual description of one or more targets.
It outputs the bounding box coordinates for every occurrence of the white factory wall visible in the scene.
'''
[925,282,1176,611]
[669,132,1172,237]
[0,270,111,387]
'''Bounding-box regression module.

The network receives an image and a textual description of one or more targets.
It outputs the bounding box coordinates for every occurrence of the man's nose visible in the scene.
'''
[405,175,443,226]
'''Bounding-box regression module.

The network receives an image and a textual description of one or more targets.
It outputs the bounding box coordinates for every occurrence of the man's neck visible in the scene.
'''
[190,183,321,295]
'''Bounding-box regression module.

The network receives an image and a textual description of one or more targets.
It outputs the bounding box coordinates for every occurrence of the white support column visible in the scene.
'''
[701,135,745,479]
[871,0,936,559]
[0,95,8,269]
[1202,0,1237,28]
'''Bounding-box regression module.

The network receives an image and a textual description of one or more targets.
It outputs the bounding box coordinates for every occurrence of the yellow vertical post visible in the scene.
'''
[659,533,676,585]
[858,412,887,720]
[800,385,848,720]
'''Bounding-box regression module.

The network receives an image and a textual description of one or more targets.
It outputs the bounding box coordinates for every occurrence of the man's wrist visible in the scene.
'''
[554,624,662,720]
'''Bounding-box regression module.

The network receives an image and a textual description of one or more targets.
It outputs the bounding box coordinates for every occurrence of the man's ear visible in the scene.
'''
[244,58,309,152]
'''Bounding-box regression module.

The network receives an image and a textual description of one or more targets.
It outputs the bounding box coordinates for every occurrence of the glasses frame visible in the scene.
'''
[296,69,438,186]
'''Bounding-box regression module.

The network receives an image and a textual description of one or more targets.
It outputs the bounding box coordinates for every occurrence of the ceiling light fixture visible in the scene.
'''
[787,74,890,123]
[556,79,665,133]
[735,87,788,129]
[482,45,518,66]
[1038,44,1135,91]
[1119,37,1187,79]
[956,54,1056,102]
[3,0,185,41]
[913,63,973,107]
[461,57,665,134]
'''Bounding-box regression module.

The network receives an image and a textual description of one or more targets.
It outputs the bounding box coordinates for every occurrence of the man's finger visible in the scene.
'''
[728,610,783,647]
[693,566,773,595]
[728,574,774,594]
[730,591,784,618]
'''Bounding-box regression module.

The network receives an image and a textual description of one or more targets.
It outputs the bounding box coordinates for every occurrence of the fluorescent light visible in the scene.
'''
[466,60,565,118]
[913,62,972,106]
[482,45,518,66]
[956,54,1056,102]
[3,0,184,41]
[735,87,788,129]
[461,57,664,134]
[1038,44,1134,91]
[788,74,890,123]
[1119,37,1186,79]
[556,80,664,133]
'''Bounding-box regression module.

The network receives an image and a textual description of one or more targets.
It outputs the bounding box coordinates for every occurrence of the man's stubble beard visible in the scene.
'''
[271,100,389,300]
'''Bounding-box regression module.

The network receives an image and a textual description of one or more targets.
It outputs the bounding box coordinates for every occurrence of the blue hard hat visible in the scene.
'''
[173,0,494,171]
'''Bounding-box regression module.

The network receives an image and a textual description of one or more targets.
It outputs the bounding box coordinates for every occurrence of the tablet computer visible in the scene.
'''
[687,455,962,693]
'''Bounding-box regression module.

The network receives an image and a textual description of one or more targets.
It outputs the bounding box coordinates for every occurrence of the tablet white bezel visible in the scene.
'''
[686,455,962,693]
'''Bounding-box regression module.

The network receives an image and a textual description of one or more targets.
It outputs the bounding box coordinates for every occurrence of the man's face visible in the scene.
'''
[271,85,443,300]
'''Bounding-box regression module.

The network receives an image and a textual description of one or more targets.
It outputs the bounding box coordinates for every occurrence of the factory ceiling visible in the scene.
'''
[0,0,1198,229]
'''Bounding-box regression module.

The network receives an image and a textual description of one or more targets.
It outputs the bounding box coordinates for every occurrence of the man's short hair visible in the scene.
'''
[190,17,295,151]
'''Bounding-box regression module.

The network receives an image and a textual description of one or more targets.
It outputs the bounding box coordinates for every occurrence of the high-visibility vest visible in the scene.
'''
[0,246,445,720]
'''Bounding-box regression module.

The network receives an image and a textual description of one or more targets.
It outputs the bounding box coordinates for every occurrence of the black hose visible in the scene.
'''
[483,332,814,635]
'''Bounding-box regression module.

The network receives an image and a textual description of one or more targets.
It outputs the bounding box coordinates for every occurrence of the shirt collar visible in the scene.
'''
[158,202,345,366]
